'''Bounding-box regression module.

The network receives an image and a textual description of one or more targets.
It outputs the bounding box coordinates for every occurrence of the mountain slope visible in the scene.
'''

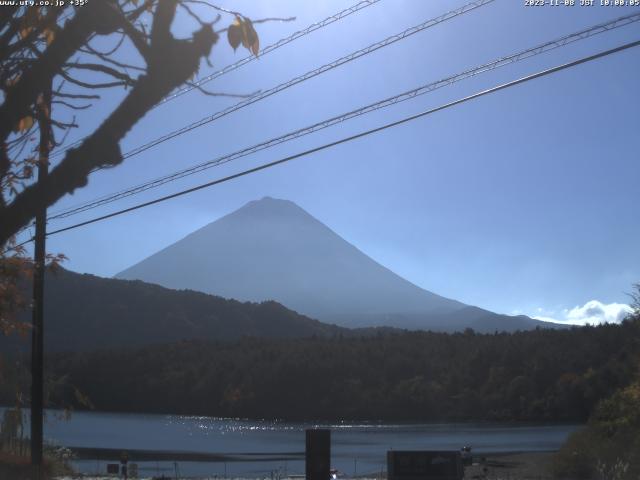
[3,268,345,352]
[117,197,550,332]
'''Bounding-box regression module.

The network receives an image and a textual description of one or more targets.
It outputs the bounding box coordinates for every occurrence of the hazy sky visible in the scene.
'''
[26,0,640,324]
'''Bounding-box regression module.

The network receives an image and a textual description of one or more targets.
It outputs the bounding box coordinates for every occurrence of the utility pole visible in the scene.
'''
[31,84,52,477]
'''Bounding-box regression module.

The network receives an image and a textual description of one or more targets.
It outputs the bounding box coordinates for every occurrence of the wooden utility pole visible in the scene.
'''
[31,84,52,476]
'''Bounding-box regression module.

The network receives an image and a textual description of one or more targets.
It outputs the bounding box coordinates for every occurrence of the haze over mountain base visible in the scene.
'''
[116,197,553,332]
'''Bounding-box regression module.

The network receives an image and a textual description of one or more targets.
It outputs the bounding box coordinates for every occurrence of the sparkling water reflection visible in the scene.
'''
[27,410,580,477]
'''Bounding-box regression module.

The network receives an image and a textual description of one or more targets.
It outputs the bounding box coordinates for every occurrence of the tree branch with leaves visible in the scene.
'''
[0,0,291,336]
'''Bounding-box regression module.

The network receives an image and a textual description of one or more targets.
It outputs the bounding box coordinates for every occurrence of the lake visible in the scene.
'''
[20,410,581,477]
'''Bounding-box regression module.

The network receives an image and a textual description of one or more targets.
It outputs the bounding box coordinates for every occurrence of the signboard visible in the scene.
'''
[387,451,463,480]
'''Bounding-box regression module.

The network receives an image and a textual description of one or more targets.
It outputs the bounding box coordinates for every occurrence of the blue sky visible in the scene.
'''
[28,0,640,323]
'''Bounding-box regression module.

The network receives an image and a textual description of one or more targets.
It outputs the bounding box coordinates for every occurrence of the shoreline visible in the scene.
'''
[1,405,586,426]
[55,452,559,480]
[70,446,305,463]
[57,450,559,480]
[69,446,559,463]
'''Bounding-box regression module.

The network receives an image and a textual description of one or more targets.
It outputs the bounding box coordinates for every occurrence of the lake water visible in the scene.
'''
[19,410,581,477]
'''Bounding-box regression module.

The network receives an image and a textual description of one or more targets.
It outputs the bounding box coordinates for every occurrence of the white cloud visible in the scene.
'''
[533,300,633,326]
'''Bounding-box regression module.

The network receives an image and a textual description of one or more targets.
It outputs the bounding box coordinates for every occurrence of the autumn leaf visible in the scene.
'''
[240,19,254,48]
[241,18,259,56]
[227,17,259,57]
[19,8,40,39]
[243,18,260,57]
[19,27,32,39]
[43,27,55,45]
[251,37,260,57]
[227,17,243,51]
[15,116,34,133]
[6,74,21,88]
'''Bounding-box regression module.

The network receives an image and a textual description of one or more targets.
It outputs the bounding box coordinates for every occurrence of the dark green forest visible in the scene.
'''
[4,317,637,422]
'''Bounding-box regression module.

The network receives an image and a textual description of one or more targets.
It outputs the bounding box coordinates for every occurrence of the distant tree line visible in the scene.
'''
[2,317,637,422]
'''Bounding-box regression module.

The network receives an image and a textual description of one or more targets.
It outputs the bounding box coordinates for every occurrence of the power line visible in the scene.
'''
[50,0,495,167]
[43,38,640,238]
[48,0,495,219]
[119,0,495,161]
[161,0,383,105]
[50,0,383,158]
[47,11,640,221]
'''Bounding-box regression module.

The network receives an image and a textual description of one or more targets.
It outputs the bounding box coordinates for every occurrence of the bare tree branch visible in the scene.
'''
[54,91,101,100]
[185,80,259,99]
[0,2,123,144]
[58,70,131,90]
[63,62,137,84]
[52,100,92,110]
[0,6,220,246]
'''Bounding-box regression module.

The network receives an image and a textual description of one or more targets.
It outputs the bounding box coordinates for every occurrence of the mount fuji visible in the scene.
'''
[116,197,550,332]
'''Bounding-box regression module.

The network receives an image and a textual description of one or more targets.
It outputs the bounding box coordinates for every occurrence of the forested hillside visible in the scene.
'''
[23,318,639,422]
[1,269,346,353]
